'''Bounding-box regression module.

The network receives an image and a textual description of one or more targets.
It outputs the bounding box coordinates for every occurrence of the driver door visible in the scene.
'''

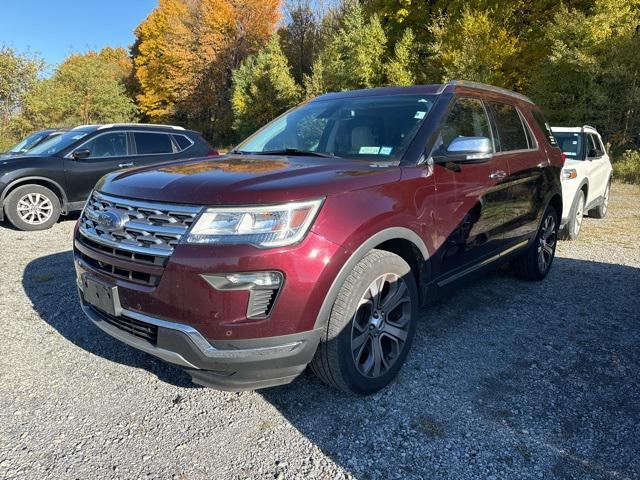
[431,97,511,281]
[64,132,131,202]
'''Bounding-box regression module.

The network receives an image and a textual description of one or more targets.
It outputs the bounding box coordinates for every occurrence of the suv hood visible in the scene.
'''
[97,154,401,205]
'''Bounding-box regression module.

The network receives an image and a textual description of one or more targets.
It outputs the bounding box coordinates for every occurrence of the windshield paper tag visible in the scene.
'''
[414,111,426,119]
[359,146,380,154]
[379,147,392,155]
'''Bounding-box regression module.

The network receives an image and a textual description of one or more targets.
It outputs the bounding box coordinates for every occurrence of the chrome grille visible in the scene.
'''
[79,191,201,257]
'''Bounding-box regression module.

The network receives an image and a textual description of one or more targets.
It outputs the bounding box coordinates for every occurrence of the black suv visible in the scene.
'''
[0,124,214,230]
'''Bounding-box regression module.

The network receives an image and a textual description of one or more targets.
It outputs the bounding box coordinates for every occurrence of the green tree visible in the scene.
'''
[428,7,522,89]
[304,3,416,95]
[529,0,640,151]
[0,47,43,136]
[279,0,323,84]
[307,3,387,93]
[385,28,416,86]
[22,50,136,129]
[232,35,301,137]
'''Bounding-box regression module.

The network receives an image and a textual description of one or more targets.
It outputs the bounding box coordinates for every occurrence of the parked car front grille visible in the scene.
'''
[76,191,202,284]
[90,306,158,343]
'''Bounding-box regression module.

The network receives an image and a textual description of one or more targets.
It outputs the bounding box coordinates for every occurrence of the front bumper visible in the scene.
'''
[80,296,322,390]
[74,222,346,390]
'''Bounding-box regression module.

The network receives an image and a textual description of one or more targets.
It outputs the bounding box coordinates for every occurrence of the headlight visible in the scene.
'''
[561,168,577,180]
[185,199,323,247]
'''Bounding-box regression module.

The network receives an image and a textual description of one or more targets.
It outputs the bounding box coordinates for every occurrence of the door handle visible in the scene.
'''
[489,170,507,180]
[537,159,550,168]
[118,162,134,168]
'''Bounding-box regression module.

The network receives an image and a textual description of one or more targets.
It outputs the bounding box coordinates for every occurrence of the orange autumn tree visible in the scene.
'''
[133,0,281,143]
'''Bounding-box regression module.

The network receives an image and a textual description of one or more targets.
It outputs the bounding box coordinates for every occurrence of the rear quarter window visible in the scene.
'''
[173,134,193,151]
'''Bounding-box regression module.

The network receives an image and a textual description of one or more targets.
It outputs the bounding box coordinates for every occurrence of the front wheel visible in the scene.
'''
[512,205,558,281]
[561,190,585,241]
[310,249,419,395]
[4,184,61,231]
[588,181,610,219]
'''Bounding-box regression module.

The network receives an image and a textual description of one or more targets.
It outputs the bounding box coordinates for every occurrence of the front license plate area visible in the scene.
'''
[82,275,120,317]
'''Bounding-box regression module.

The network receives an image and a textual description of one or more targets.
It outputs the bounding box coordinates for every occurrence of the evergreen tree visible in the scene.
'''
[232,35,301,137]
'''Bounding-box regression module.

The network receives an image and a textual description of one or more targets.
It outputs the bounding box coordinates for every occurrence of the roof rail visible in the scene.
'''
[97,123,186,130]
[582,124,597,131]
[71,124,100,130]
[445,80,534,104]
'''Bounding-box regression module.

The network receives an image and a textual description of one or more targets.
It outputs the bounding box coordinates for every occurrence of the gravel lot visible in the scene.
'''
[1,183,639,480]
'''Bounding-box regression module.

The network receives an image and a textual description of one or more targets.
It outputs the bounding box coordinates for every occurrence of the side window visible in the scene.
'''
[587,133,603,157]
[532,109,558,147]
[489,102,529,152]
[134,132,174,155]
[81,132,127,158]
[435,97,492,152]
[173,134,193,151]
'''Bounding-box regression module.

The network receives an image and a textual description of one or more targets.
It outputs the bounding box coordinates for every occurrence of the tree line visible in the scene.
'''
[1,0,638,161]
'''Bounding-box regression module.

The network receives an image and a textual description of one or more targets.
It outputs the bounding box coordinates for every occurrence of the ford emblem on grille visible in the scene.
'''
[96,210,124,231]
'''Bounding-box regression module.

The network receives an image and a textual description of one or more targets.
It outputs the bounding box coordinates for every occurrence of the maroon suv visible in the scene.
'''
[74,81,563,394]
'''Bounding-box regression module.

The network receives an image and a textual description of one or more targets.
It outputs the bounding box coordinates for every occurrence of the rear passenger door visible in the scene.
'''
[487,101,546,245]
[130,131,182,167]
[431,97,511,278]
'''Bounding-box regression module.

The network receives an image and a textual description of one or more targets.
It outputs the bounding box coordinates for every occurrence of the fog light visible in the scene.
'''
[225,272,282,288]
[204,271,282,290]
[202,271,284,319]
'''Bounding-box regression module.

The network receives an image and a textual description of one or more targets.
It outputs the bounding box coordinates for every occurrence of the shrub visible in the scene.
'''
[613,150,640,185]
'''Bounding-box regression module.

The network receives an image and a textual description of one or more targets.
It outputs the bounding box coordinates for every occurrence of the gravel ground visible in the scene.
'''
[1,183,639,480]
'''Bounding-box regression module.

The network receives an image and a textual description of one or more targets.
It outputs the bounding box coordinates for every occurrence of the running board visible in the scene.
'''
[437,240,529,287]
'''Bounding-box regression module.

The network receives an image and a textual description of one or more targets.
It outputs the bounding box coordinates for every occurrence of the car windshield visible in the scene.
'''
[27,131,89,156]
[554,132,585,160]
[7,131,51,154]
[236,94,437,161]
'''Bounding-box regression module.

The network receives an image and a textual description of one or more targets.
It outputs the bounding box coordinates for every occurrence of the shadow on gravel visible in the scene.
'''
[23,250,198,388]
[261,257,640,480]
[22,250,640,478]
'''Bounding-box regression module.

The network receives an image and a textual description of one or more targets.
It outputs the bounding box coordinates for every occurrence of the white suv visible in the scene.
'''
[552,125,612,240]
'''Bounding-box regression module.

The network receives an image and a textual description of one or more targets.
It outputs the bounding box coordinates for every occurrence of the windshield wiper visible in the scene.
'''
[248,148,336,158]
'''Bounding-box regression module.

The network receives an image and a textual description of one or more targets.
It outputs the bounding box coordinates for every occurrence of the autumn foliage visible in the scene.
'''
[133,0,281,142]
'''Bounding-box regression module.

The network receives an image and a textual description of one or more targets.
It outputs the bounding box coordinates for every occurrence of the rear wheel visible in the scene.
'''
[310,249,418,395]
[512,205,558,281]
[4,185,61,231]
[589,181,610,219]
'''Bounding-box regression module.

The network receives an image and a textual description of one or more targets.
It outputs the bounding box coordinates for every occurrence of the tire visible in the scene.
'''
[560,190,585,241]
[588,181,610,219]
[4,184,61,231]
[512,205,558,281]
[310,249,419,395]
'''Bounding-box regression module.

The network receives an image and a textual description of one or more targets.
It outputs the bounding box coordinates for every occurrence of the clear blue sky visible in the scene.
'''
[0,0,158,69]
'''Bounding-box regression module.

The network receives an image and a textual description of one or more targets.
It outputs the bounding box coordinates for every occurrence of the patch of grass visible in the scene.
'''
[259,420,274,430]
[411,415,445,438]
[612,150,640,185]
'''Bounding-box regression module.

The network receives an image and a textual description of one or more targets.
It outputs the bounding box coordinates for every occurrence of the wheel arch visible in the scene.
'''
[313,227,430,330]
[1,177,68,212]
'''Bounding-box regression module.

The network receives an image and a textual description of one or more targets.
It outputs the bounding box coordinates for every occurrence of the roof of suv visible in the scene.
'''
[551,125,600,134]
[313,80,534,104]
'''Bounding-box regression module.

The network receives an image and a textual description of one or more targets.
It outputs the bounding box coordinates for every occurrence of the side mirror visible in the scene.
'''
[72,149,91,160]
[434,136,492,163]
